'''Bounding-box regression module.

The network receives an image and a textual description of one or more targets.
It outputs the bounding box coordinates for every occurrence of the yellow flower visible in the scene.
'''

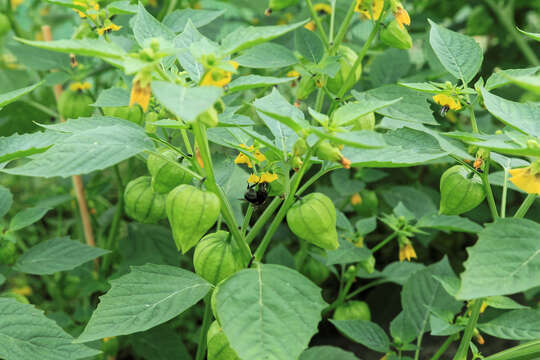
[340,156,351,169]
[480,301,488,313]
[254,150,266,162]
[97,21,122,36]
[12,286,32,296]
[304,21,316,31]
[399,242,417,262]
[129,79,151,111]
[351,192,362,206]
[240,143,255,151]
[234,153,253,168]
[509,165,540,195]
[394,6,410,27]
[201,60,238,87]
[354,0,384,20]
[287,70,300,78]
[248,174,260,184]
[433,94,462,110]
[260,172,278,183]
[314,3,332,15]
[73,0,99,19]
[69,81,91,91]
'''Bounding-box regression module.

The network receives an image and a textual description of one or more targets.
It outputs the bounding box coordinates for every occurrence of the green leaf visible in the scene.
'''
[485,67,540,90]
[227,75,294,93]
[483,339,540,360]
[390,312,418,345]
[76,264,211,343]
[445,131,540,158]
[330,320,390,353]
[213,263,326,360]
[0,82,42,109]
[214,153,250,224]
[457,218,540,299]
[361,86,438,125]
[503,74,540,94]
[15,38,126,60]
[428,19,483,83]
[481,88,540,138]
[173,21,206,82]
[128,324,192,360]
[132,3,175,46]
[399,82,441,93]
[485,296,529,310]
[312,128,386,149]
[417,214,483,233]
[299,346,359,360]
[331,96,402,127]
[152,81,223,123]
[0,297,100,360]
[233,42,298,69]
[0,131,64,163]
[381,262,425,285]
[220,20,308,54]
[381,185,437,219]
[295,28,324,63]
[2,117,154,178]
[370,48,411,87]
[478,309,540,340]
[163,8,225,32]
[107,1,138,15]
[326,239,372,265]
[14,237,109,275]
[430,315,463,336]
[517,28,540,42]
[402,258,463,336]
[93,87,130,107]
[0,186,13,218]
[8,206,51,232]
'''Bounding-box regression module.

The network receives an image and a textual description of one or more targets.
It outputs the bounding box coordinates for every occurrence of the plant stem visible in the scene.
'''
[296,164,340,196]
[469,105,479,134]
[345,279,385,300]
[514,193,537,218]
[241,204,254,237]
[192,122,252,263]
[315,87,325,112]
[245,197,283,245]
[414,331,425,360]
[21,100,59,118]
[430,335,457,360]
[101,165,124,273]
[371,232,398,253]
[195,294,212,360]
[305,0,330,48]
[329,1,336,43]
[501,168,509,218]
[453,299,483,360]
[330,0,357,51]
[483,339,540,360]
[481,162,499,221]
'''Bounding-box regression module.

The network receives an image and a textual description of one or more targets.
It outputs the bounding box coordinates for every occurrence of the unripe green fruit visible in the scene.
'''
[358,255,376,274]
[166,184,220,253]
[296,75,316,100]
[0,241,17,265]
[267,0,299,11]
[353,189,378,217]
[290,155,303,171]
[333,300,371,321]
[57,90,94,119]
[198,107,219,128]
[147,148,193,194]
[193,231,244,284]
[293,138,308,157]
[295,253,330,285]
[380,20,412,50]
[315,140,342,162]
[327,45,363,94]
[103,105,144,125]
[353,112,375,131]
[124,176,167,224]
[207,321,241,360]
[0,13,11,37]
[439,165,486,215]
[287,193,339,250]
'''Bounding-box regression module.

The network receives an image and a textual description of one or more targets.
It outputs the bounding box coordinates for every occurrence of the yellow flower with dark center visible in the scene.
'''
[509,164,540,195]
[73,0,99,19]
[304,21,316,31]
[260,172,278,183]
[433,94,462,110]
[201,60,239,87]
[394,6,410,27]
[248,174,260,184]
[129,79,151,111]
[97,21,122,36]
[354,0,384,20]
[69,81,91,91]
[399,242,417,262]
[314,3,332,15]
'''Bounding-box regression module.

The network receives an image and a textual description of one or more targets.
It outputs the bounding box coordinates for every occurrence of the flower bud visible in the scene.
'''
[380,20,412,50]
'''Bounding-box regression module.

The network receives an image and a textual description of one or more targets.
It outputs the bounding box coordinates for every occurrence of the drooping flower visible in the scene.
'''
[254,150,266,162]
[248,174,260,184]
[69,81,91,91]
[129,79,151,111]
[234,152,253,168]
[394,6,410,27]
[260,172,278,183]
[314,3,332,15]
[73,0,99,20]
[509,162,540,195]
[304,21,316,31]
[398,239,417,262]
[354,0,384,20]
[433,94,462,111]
[350,192,362,206]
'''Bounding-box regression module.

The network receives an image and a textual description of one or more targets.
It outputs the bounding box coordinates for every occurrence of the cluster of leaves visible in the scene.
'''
[0,0,540,360]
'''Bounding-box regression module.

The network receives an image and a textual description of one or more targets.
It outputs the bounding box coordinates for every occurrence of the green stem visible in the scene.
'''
[195,294,213,360]
[192,122,252,263]
[21,100,59,118]
[147,148,202,181]
[305,0,330,48]
[330,0,357,51]
[484,339,540,360]
[481,162,499,221]
[296,164,340,196]
[501,168,509,218]
[101,166,124,273]
[482,0,540,66]
[241,204,254,237]
[452,299,483,360]
[414,331,425,360]
[345,279,385,300]
[315,87,325,112]
[245,197,283,245]
[371,232,398,253]
[430,335,458,360]
[329,1,336,43]
[469,105,479,134]
[514,194,537,218]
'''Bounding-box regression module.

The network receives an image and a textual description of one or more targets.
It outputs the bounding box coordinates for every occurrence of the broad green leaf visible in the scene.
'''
[233,43,298,69]
[299,346,359,360]
[295,28,324,63]
[0,186,12,218]
[0,82,42,109]
[0,298,100,360]
[481,88,540,138]
[174,21,206,82]
[381,185,437,219]
[214,153,250,224]
[163,8,225,32]
[390,312,418,345]
[107,1,138,14]
[152,81,223,123]
[485,67,540,90]
[14,237,109,275]
[402,258,462,336]
[370,48,410,87]
[483,339,540,360]
[417,214,483,233]
[330,320,390,353]
[430,315,463,336]
[213,263,326,360]
[2,117,154,178]
[253,88,309,132]
[128,324,192,360]
[227,75,294,93]
[428,20,483,83]
[8,42,69,71]
[0,131,65,163]
[326,239,372,265]
[15,38,126,60]
[399,82,441,93]
[485,296,528,310]
[220,21,308,54]
[331,96,402,127]
[93,87,130,107]
[517,28,540,42]
[361,86,438,125]
[381,262,425,285]
[76,264,211,343]
[503,74,540,94]
[458,218,540,299]
[132,3,175,47]
[8,207,51,232]
[312,128,386,149]
[478,309,540,340]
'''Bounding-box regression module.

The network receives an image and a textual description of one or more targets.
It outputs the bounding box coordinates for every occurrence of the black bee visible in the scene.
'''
[440,105,450,117]
[244,182,269,206]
